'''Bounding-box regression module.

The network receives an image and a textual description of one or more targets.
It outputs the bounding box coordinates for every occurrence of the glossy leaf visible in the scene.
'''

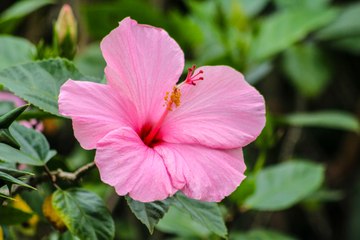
[238,0,269,17]
[274,0,330,10]
[0,129,20,149]
[172,193,227,238]
[10,123,56,164]
[0,143,43,166]
[282,43,331,97]
[0,192,14,200]
[157,206,210,237]
[230,175,256,206]
[0,205,33,225]
[249,7,336,61]
[0,171,35,190]
[0,58,98,116]
[126,196,171,234]
[74,43,105,79]
[0,105,28,129]
[0,0,54,23]
[281,111,360,133]
[0,166,33,177]
[317,2,360,40]
[330,36,360,55]
[244,161,324,210]
[52,188,115,240]
[0,36,35,70]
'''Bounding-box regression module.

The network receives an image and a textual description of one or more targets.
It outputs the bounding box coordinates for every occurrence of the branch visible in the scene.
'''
[15,162,97,193]
[52,162,96,182]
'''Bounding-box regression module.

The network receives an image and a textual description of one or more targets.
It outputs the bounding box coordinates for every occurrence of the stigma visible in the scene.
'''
[184,65,204,85]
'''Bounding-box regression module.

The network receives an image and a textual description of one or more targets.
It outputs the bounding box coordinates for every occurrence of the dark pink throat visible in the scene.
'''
[140,65,204,148]
[140,123,162,148]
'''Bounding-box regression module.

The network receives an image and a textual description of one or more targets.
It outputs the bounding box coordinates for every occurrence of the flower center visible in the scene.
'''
[142,66,203,147]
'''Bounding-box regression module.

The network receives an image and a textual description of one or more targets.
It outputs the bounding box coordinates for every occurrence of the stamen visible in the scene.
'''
[143,65,204,147]
[164,86,181,111]
[184,65,204,85]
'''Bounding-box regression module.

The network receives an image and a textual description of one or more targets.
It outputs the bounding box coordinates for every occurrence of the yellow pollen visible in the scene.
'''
[164,86,181,110]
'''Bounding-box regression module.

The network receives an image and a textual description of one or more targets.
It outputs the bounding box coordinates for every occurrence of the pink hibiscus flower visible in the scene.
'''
[58,17,265,202]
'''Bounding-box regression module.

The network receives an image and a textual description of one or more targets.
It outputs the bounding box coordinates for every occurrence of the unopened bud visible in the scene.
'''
[55,4,77,44]
[54,4,77,59]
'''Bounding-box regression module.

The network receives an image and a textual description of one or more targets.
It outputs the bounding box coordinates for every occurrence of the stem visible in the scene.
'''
[44,165,60,188]
[279,94,306,161]
[54,162,96,181]
[12,162,96,195]
[253,149,267,174]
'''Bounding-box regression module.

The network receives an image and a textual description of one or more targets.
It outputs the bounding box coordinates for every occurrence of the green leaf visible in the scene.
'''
[281,111,360,133]
[52,188,115,240]
[81,0,167,40]
[0,105,28,129]
[238,0,269,17]
[245,61,273,84]
[74,43,106,80]
[0,122,55,166]
[317,3,360,40]
[172,193,227,238]
[0,205,33,225]
[157,206,211,238]
[0,166,33,177]
[230,229,296,240]
[0,58,98,116]
[0,171,35,190]
[249,7,336,61]
[0,0,54,23]
[274,0,330,10]
[0,129,20,149]
[330,36,360,55]
[0,143,43,166]
[0,102,15,116]
[0,192,14,200]
[244,161,324,211]
[0,36,35,70]
[10,123,56,164]
[282,43,331,97]
[126,196,171,234]
[230,175,256,205]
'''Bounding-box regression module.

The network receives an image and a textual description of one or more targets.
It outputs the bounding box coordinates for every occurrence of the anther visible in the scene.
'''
[164,87,181,111]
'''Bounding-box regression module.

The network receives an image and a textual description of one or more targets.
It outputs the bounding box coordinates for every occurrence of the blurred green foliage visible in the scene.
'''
[0,0,359,239]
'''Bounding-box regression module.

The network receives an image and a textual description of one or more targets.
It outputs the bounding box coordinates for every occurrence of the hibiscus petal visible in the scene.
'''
[95,127,176,202]
[58,80,135,150]
[101,17,184,124]
[155,143,246,202]
[160,66,266,149]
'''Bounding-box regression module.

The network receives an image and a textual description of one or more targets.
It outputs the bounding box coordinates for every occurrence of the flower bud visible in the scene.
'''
[55,4,77,44]
[54,4,77,59]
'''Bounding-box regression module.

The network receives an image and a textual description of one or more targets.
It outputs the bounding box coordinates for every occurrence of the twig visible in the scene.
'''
[13,162,96,195]
[52,162,96,182]
[44,164,60,189]
[279,94,306,161]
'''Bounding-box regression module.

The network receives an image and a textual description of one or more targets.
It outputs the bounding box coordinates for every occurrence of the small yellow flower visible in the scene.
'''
[0,225,3,240]
[42,194,67,232]
[11,195,39,235]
